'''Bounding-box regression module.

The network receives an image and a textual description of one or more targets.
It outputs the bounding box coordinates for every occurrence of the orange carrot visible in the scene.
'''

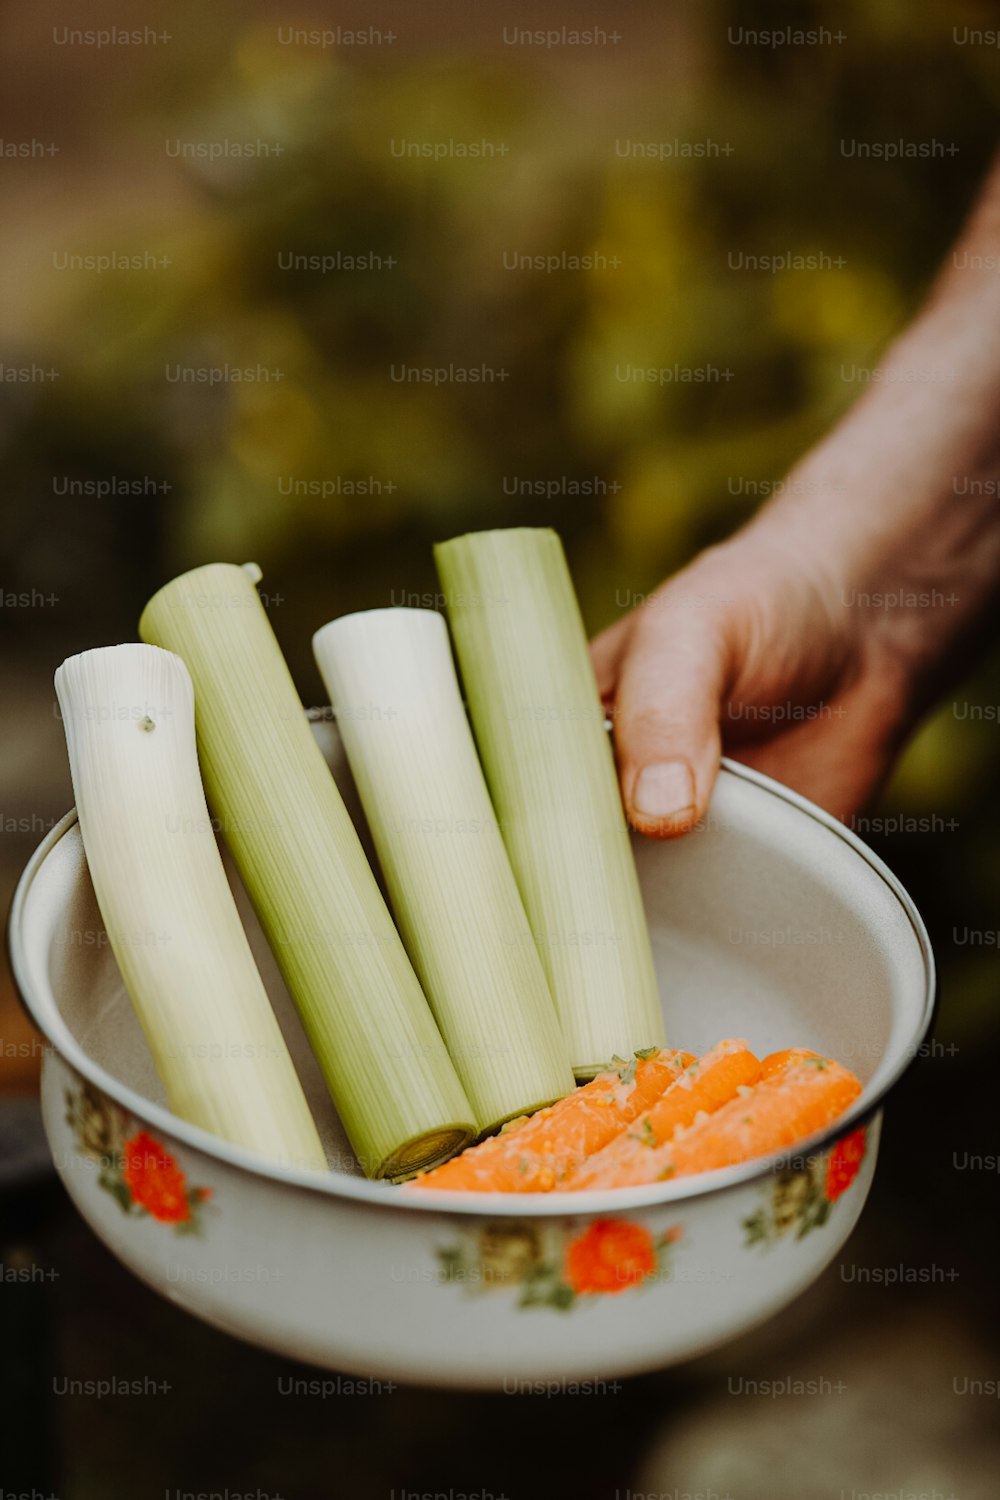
[757,1047,823,1081]
[669,1052,861,1175]
[616,1051,862,1186]
[405,1049,695,1192]
[567,1039,760,1190]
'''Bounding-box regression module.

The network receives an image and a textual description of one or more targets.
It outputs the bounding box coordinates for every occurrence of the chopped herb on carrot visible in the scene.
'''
[404,1039,863,1194]
[568,1040,761,1191]
[405,1048,694,1192]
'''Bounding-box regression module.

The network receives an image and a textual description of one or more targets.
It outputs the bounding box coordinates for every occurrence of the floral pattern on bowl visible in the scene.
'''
[742,1127,867,1248]
[65,1082,212,1235]
[436,1217,683,1312]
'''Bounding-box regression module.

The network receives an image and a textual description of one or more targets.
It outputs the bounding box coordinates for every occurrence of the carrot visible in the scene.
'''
[567,1039,761,1191]
[757,1047,823,1080]
[405,1048,695,1192]
[669,1052,861,1175]
[610,1051,862,1186]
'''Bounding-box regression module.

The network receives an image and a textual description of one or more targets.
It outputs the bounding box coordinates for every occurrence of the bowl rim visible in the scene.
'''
[7,758,936,1218]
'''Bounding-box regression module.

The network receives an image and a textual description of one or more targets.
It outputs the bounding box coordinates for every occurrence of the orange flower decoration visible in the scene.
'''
[564,1218,658,1296]
[122,1132,192,1223]
[825,1128,866,1202]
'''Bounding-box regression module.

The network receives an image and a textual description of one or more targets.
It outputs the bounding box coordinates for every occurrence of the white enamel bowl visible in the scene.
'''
[8,721,935,1388]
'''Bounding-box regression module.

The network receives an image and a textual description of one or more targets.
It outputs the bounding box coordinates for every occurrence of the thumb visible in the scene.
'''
[610,592,732,838]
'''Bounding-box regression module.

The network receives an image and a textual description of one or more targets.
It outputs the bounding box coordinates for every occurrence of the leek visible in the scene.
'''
[434,528,665,1078]
[313,606,576,1133]
[139,564,474,1180]
[54,644,327,1171]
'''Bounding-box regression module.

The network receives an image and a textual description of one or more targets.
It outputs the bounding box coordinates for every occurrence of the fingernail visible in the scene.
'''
[632,761,695,821]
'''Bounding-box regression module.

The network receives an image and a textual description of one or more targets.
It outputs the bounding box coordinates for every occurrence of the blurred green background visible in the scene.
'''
[2,0,999,1495]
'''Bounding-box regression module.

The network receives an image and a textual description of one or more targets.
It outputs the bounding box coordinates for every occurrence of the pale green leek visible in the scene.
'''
[139,564,474,1179]
[313,606,576,1132]
[54,644,327,1171]
[434,528,665,1077]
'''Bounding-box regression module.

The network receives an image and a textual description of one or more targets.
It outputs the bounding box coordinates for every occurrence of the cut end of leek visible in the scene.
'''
[139,564,476,1179]
[385,1125,475,1181]
[55,642,328,1173]
[434,528,666,1078]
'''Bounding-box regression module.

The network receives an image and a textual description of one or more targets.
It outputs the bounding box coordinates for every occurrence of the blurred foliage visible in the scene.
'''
[2,0,997,641]
[2,0,999,1002]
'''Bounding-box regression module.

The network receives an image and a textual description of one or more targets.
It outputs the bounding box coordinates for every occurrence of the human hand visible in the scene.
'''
[591,527,916,837]
[594,156,1000,837]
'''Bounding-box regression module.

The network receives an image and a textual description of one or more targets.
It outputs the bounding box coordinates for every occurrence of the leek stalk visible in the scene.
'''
[139,564,474,1179]
[313,606,576,1133]
[55,644,328,1171]
[434,528,665,1078]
